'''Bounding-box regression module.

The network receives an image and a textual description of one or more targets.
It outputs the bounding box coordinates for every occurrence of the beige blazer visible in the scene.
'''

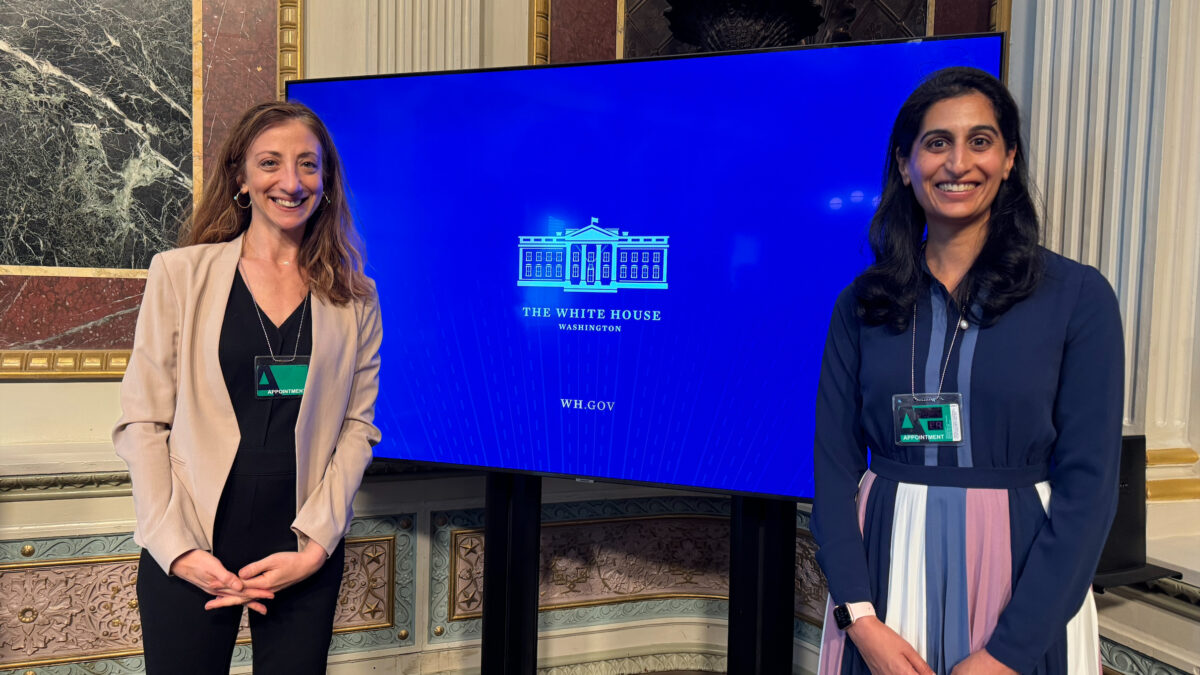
[113,235,382,573]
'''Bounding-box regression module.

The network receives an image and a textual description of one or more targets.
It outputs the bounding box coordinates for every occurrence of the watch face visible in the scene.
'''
[833,605,852,630]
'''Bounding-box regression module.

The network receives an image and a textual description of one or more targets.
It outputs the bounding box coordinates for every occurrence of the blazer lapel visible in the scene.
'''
[295,287,350,482]
[204,236,242,432]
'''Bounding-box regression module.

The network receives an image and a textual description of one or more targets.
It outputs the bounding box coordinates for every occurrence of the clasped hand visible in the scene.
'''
[169,542,327,615]
[846,617,1015,675]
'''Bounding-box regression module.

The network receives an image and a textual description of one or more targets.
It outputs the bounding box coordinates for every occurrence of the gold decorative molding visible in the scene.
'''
[0,350,130,381]
[192,0,204,201]
[1146,478,1200,502]
[0,552,141,573]
[0,462,447,500]
[529,0,550,64]
[615,0,626,59]
[0,266,147,278]
[1147,448,1199,467]
[927,0,936,35]
[278,0,304,100]
[0,472,132,502]
[0,536,394,669]
[990,0,1013,33]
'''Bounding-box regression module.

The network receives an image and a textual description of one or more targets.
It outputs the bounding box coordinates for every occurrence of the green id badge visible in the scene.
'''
[892,393,964,445]
[254,355,309,398]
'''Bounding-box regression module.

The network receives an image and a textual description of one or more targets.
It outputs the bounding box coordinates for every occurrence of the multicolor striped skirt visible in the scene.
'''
[817,462,1101,674]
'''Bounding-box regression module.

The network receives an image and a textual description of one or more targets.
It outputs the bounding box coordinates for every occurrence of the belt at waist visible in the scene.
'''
[869,456,1050,489]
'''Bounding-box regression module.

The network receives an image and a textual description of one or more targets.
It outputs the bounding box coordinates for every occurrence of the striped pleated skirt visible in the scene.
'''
[816,467,1101,674]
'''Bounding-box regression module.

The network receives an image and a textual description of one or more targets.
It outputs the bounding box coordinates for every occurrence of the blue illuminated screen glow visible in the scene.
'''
[289,36,1003,499]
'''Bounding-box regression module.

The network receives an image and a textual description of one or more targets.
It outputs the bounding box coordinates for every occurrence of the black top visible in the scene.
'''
[219,269,312,453]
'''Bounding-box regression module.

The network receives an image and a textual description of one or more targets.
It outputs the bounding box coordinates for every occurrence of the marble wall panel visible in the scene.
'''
[931,0,993,35]
[549,0,618,64]
[0,0,192,269]
[0,275,143,350]
[201,0,278,176]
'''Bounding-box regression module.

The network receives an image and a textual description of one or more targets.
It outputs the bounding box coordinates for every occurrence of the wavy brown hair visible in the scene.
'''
[179,101,371,305]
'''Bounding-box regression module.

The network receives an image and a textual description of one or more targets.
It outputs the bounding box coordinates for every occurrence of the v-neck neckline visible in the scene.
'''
[236,267,308,332]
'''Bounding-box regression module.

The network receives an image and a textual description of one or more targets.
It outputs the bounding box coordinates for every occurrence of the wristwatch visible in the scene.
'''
[833,601,875,630]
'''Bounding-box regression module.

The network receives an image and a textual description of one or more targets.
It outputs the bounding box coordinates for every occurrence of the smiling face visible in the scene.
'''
[238,119,325,236]
[898,91,1016,235]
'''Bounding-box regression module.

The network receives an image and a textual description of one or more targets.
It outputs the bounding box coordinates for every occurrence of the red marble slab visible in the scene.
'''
[933,0,992,34]
[0,276,145,350]
[550,0,619,64]
[202,0,279,170]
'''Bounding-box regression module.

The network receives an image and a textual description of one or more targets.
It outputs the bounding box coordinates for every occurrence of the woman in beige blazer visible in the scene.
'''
[113,101,381,673]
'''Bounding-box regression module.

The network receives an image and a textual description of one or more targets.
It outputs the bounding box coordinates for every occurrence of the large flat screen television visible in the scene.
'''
[288,34,1004,500]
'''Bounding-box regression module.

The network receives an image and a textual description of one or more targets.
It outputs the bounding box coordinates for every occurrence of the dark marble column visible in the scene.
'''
[0,0,192,269]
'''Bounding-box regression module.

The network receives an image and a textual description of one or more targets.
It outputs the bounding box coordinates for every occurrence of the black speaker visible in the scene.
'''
[1097,435,1146,574]
[1093,435,1180,591]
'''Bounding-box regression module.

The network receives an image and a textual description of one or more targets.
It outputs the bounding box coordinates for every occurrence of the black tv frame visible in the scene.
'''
[287,32,1007,505]
[288,33,1007,674]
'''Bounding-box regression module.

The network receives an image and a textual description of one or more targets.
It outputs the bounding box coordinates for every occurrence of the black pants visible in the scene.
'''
[137,452,345,674]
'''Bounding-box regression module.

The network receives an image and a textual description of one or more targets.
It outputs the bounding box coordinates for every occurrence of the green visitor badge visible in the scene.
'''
[892,393,964,445]
[254,355,309,398]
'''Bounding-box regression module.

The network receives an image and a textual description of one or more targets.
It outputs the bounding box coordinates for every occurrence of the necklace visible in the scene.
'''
[910,292,970,401]
[238,260,308,363]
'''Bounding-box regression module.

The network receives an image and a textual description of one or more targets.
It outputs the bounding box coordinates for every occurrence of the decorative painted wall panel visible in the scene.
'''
[1100,637,1189,675]
[0,556,142,666]
[429,496,828,645]
[0,0,192,268]
[450,515,730,620]
[0,516,415,670]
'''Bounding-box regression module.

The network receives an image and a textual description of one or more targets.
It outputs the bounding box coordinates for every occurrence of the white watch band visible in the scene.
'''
[845,601,875,625]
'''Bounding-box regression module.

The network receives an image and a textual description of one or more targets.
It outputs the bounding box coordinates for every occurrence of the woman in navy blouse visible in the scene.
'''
[812,67,1123,674]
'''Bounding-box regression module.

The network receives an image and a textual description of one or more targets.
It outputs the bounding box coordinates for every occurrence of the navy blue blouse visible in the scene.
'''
[811,248,1124,669]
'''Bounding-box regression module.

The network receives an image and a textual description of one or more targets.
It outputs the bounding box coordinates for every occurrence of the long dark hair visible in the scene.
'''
[853,67,1042,330]
[179,101,371,306]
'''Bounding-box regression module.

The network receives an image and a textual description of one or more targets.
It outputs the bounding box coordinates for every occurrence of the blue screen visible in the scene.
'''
[289,36,1002,499]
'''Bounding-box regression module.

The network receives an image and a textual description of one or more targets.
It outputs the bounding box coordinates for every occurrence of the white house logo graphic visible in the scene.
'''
[518,217,669,293]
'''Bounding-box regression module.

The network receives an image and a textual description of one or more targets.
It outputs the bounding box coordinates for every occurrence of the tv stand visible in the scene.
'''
[480,472,543,674]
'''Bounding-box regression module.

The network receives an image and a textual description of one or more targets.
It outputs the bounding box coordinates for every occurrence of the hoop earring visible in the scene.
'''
[233,191,251,209]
